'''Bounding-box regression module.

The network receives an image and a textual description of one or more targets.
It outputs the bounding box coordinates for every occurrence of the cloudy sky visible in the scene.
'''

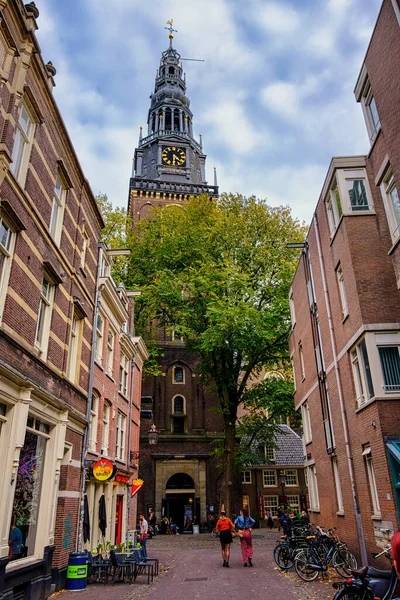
[35,0,382,225]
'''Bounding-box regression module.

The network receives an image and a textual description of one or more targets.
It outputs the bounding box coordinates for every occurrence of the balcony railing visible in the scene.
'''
[139,130,201,152]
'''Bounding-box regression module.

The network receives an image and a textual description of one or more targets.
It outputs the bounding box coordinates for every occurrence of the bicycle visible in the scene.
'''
[294,533,357,581]
[273,528,311,570]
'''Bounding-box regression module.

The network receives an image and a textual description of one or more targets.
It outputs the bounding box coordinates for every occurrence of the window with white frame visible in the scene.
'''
[350,339,374,406]
[173,365,184,383]
[263,469,277,487]
[380,166,400,242]
[95,315,104,364]
[345,175,371,212]
[49,175,67,245]
[0,216,15,321]
[263,495,278,515]
[289,289,296,328]
[307,465,320,511]
[101,401,111,455]
[67,313,83,384]
[378,344,400,393]
[116,411,126,461]
[89,392,99,452]
[35,276,54,356]
[264,446,276,462]
[11,103,35,185]
[99,253,110,278]
[291,359,296,392]
[299,342,305,380]
[285,469,298,487]
[173,395,185,414]
[119,353,129,397]
[106,328,114,376]
[242,470,252,484]
[80,229,89,271]
[326,179,343,236]
[332,457,344,513]
[361,81,381,142]
[301,401,312,444]
[287,495,300,514]
[363,445,381,516]
[336,264,348,318]
[0,402,7,436]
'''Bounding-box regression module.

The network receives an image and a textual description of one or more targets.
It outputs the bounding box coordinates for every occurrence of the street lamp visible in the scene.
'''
[148,424,160,445]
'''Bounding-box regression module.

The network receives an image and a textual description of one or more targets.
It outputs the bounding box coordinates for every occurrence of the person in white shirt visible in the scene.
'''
[139,513,148,556]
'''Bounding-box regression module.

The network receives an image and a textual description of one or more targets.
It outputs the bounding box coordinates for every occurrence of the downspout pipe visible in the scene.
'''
[76,242,105,552]
[313,215,368,566]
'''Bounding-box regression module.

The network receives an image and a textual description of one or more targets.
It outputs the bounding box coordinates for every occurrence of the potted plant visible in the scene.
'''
[120,542,126,553]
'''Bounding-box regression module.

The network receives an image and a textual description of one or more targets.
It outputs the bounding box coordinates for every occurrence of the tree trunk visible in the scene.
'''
[220,414,236,517]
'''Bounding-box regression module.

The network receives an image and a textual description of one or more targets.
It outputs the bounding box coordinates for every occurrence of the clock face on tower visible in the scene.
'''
[162,146,186,167]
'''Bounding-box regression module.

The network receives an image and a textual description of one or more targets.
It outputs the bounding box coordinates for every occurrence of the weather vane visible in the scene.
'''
[165,19,178,37]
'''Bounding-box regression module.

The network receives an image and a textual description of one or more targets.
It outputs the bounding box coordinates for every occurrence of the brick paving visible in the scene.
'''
[54,530,339,600]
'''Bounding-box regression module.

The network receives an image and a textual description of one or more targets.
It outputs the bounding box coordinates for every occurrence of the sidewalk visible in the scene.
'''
[55,530,337,600]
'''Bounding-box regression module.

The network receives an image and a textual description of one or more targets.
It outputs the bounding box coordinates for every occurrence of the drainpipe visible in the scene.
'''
[125,345,138,548]
[313,215,368,566]
[76,243,105,552]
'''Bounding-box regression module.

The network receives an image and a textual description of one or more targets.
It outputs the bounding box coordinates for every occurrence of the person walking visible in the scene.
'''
[280,509,293,538]
[215,509,235,568]
[235,509,255,567]
[266,510,274,530]
[139,513,148,557]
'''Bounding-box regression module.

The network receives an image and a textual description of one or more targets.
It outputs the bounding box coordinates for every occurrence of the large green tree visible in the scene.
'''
[125,193,305,514]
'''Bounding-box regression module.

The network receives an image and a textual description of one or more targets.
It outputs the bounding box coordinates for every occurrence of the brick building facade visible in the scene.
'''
[85,245,147,552]
[289,0,400,566]
[0,2,104,598]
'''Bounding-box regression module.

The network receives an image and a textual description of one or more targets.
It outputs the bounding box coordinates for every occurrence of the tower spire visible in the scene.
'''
[165,19,178,47]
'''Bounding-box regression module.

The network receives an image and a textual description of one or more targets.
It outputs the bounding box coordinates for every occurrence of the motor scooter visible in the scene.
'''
[332,545,399,600]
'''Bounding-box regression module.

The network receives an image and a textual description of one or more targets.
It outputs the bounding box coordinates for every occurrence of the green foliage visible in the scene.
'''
[96,193,132,283]
[124,193,306,508]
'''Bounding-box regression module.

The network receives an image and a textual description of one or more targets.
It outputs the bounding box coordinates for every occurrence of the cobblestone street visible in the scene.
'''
[56,531,339,600]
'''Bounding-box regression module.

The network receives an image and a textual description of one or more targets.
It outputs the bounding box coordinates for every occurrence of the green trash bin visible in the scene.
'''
[66,552,88,591]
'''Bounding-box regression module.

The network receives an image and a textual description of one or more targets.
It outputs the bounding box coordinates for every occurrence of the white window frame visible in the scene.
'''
[119,353,129,397]
[291,359,296,392]
[101,401,111,456]
[116,411,126,461]
[332,457,344,514]
[307,465,320,511]
[285,469,298,487]
[67,313,82,384]
[95,314,104,365]
[263,495,278,515]
[172,394,186,415]
[350,338,374,407]
[380,166,400,243]
[361,81,381,143]
[241,470,252,484]
[89,393,99,452]
[376,333,400,394]
[289,288,296,328]
[49,175,67,246]
[106,327,114,377]
[35,276,54,358]
[301,401,312,444]
[363,446,381,517]
[336,264,348,319]
[299,342,305,380]
[11,103,35,186]
[342,171,372,213]
[325,178,343,236]
[264,446,276,462]
[0,216,16,322]
[287,495,300,514]
[263,469,277,487]
[80,229,89,271]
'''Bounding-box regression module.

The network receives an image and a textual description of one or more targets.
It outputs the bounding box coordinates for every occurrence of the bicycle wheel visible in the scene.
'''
[274,544,295,570]
[333,585,374,600]
[294,554,319,582]
[333,548,357,578]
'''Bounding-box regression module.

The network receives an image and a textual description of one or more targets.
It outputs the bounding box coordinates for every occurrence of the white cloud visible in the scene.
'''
[252,2,301,36]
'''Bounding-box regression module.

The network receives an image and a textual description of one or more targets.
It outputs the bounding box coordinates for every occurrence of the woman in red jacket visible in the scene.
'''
[215,510,235,567]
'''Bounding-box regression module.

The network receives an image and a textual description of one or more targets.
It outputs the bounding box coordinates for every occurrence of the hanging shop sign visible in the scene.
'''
[115,474,130,484]
[131,478,144,498]
[92,458,115,481]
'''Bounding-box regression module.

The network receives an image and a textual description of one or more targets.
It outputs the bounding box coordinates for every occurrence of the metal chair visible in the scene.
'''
[128,549,154,584]
[87,552,109,584]
[137,548,159,576]
[109,550,133,584]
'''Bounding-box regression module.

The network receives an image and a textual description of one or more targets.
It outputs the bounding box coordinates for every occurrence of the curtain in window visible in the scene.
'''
[379,346,400,391]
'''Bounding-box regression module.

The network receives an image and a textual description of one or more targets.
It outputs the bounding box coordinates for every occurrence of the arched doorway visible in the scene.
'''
[164,473,195,533]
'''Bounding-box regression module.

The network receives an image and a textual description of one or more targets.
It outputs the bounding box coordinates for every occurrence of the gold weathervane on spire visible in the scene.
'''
[165,19,178,40]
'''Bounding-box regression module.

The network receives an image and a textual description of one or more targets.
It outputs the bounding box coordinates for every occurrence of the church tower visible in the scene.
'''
[128,23,218,225]
[129,24,223,533]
